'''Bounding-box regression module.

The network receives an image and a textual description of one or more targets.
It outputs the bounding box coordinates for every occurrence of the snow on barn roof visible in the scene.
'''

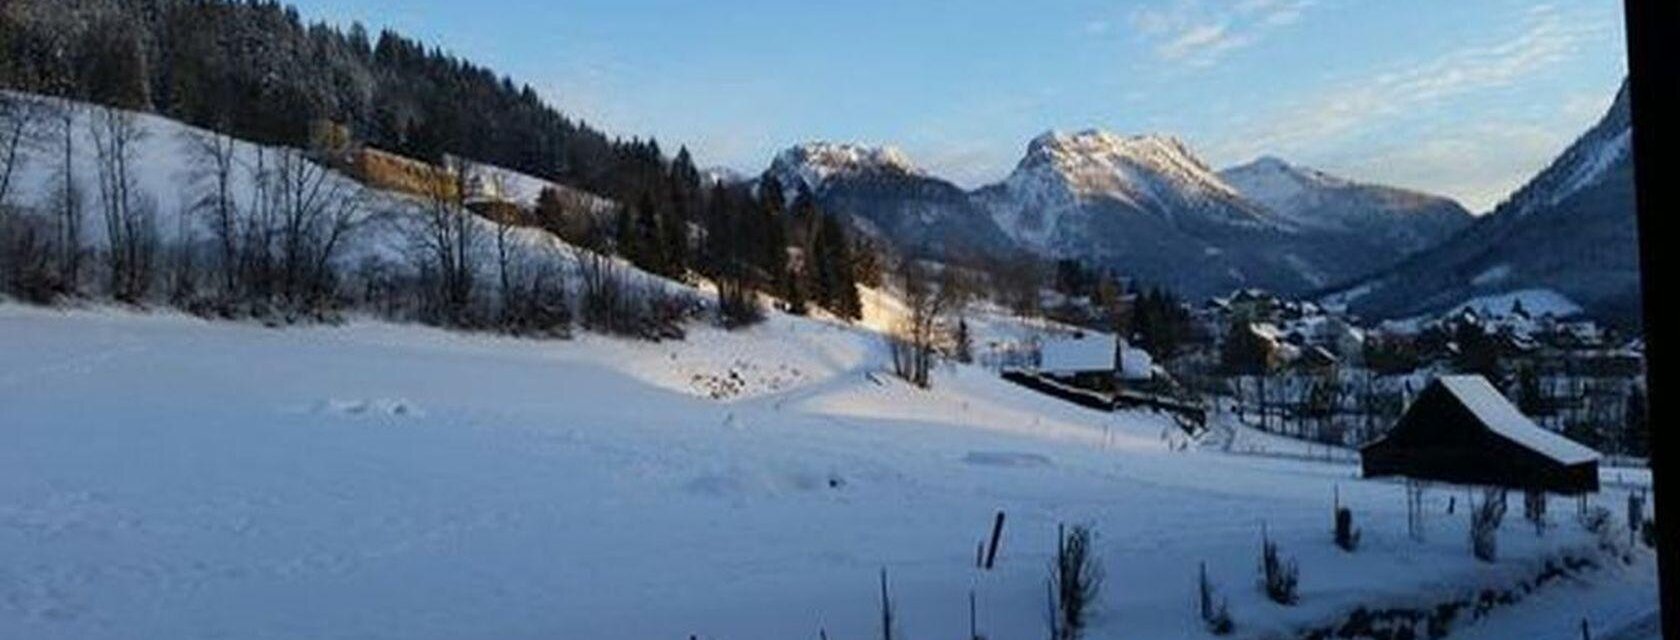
[1436,375,1599,465]
[1039,335,1115,373]
[1118,343,1154,380]
[1037,334,1156,380]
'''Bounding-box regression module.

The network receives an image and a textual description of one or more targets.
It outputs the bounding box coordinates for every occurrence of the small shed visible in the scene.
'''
[1361,375,1599,494]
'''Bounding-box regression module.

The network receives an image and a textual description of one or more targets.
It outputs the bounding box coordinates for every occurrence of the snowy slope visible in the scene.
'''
[1,304,1656,640]
[0,92,621,289]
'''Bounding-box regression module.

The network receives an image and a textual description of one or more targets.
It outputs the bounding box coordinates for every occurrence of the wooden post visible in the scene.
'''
[984,511,1006,570]
[969,589,978,640]
[879,568,894,640]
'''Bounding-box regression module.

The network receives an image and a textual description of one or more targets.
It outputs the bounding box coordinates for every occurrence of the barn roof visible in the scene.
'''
[1038,334,1155,379]
[1039,335,1114,373]
[1435,375,1599,465]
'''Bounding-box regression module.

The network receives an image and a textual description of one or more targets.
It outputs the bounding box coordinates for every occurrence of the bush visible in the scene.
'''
[1052,524,1103,640]
[1580,505,1631,561]
[642,283,701,341]
[1523,490,1548,536]
[715,278,764,329]
[1334,507,1361,552]
[1198,562,1234,635]
[1,212,65,304]
[1259,526,1299,605]
[1470,489,1507,563]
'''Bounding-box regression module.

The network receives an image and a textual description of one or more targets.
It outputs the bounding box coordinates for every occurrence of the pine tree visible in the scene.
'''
[815,212,860,319]
[634,190,666,275]
[614,203,638,263]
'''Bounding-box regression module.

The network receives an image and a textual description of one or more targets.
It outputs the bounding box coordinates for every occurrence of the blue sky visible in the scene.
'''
[288,0,1626,211]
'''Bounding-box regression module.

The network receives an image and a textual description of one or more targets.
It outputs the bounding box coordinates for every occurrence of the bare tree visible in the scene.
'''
[88,105,154,302]
[484,175,518,323]
[0,94,43,214]
[409,156,479,323]
[1,95,46,294]
[889,258,968,388]
[271,147,364,311]
[184,128,241,295]
[240,146,284,303]
[45,98,85,293]
[571,242,635,335]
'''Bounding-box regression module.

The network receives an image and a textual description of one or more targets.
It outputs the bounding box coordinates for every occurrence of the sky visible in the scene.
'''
[286,0,1627,212]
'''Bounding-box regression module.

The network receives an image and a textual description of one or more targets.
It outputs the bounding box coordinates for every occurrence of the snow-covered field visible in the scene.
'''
[0,303,1658,640]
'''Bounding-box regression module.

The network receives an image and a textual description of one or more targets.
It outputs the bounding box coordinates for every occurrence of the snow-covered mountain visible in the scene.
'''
[1219,156,1472,254]
[701,166,749,187]
[977,130,1279,253]
[766,142,925,196]
[762,142,1018,258]
[752,131,1481,300]
[969,129,1468,298]
[1325,79,1640,325]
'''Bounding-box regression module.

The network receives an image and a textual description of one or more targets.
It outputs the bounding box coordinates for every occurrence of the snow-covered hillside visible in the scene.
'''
[1,304,1657,640]
[0,92,633,309]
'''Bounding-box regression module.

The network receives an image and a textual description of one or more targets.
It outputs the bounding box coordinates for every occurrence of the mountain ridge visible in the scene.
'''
[765,127,1476,299]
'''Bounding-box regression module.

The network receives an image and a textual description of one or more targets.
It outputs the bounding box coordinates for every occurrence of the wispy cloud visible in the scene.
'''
[1203,3,1615,208]
[1341,121,1565,212]
[1127,0,1315,67]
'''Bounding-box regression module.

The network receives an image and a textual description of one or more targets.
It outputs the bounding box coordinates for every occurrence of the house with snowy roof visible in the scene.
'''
[1361,375,1600,494]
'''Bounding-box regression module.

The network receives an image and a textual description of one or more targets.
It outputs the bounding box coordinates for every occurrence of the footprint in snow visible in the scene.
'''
[318,398,424,419]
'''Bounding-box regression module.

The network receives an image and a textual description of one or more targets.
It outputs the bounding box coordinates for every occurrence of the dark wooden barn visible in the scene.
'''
[1362,375,1600,494]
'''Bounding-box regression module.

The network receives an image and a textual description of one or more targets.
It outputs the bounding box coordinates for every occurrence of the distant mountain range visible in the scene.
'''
[1323,79,1639,326]
[758,130,1473,300]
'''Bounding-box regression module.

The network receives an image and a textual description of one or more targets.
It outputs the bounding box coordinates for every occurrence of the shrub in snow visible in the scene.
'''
[1334,507,1360,552]
[1258,526,1299,605]
[1580,505,1633,562]
[1051,524,1103,640]
[1197,562,1234,635]
[1469,489,1507,563]
[1523,490,1548,536]
[715,277,764,329]
[0,212,65,303]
